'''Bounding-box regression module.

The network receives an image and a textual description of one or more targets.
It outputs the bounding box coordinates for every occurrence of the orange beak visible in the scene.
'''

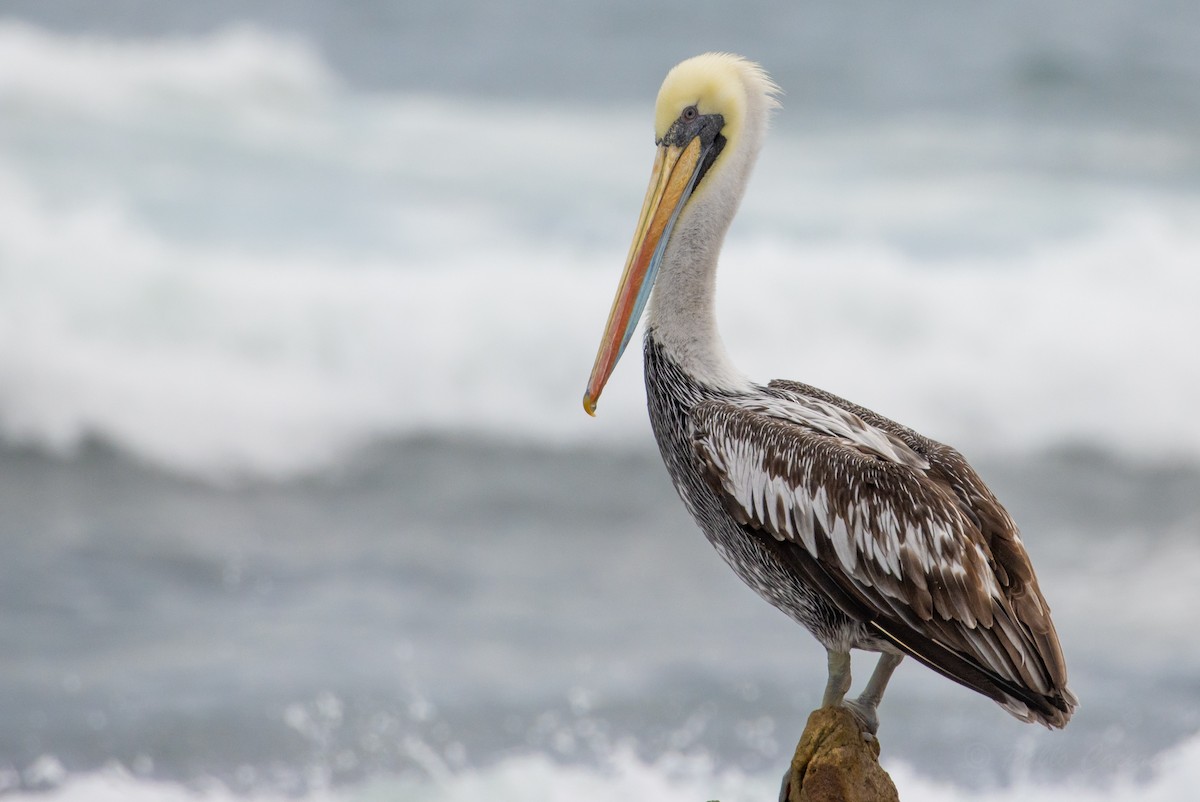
[583,137,705,415]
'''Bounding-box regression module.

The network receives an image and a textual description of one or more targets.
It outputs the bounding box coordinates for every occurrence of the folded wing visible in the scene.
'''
[690,382,1076,726]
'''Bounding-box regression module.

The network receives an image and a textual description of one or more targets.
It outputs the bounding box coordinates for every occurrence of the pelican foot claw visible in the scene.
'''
[839,697,880,737]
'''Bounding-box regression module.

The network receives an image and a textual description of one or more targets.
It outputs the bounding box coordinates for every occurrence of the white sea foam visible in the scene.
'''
[0,22,1197,478]
[9,731,1200,802]
[0,21,333,114]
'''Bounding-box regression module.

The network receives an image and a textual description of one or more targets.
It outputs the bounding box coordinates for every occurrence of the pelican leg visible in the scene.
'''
[780,650,856,801]
[841,653,904,735]
[821,649,853,707]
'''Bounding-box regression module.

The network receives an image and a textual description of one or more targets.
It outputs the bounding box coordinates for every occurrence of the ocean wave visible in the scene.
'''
[2,161,1195,479]
[0,21,333,115]
[8,731,1200,802]
[0,23,1197,479]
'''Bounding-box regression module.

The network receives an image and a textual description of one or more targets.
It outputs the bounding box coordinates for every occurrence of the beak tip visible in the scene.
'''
[582,393,598,417]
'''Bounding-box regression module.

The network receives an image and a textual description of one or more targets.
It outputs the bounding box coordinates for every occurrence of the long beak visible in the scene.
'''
[583,137,706,415]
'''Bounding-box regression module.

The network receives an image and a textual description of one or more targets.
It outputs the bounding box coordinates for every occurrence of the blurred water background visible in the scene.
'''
[1,1,1199,799]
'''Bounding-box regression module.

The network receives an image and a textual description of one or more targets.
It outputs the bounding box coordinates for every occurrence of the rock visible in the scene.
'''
[781,706,900,802]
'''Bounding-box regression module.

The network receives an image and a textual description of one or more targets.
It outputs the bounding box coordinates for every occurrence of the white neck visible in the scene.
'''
[646,109,766,393]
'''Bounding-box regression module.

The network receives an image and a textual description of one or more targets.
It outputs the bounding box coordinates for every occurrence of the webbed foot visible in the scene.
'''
[839,696,879,738]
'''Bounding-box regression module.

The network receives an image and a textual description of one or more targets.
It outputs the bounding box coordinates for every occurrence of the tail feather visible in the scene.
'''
[751,528,1077,728]
[869,619,1076,728]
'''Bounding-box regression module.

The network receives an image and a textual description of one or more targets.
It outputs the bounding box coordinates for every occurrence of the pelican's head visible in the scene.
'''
[583,53,779,415]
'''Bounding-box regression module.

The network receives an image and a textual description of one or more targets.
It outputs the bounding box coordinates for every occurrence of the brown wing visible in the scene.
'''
[691,390,1076,726]
[768,380,1070,673]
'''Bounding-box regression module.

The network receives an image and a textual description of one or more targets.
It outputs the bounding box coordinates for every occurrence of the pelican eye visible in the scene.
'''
[681,104,699,122]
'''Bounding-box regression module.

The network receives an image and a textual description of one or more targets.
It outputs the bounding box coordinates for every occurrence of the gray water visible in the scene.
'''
[4,439,1199,792]
[8,0,1200,130]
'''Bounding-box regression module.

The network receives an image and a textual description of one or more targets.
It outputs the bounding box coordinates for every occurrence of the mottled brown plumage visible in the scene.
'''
[690,380,1074,725]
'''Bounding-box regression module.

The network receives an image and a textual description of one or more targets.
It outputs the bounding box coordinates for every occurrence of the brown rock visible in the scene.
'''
[782,706,899,802]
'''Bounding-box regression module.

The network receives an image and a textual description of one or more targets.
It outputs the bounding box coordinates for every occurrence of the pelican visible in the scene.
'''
[583,53,1075,734]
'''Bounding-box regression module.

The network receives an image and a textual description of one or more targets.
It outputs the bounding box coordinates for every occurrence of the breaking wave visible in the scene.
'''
[1,21,1197,479]
[9,730,1200,802]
